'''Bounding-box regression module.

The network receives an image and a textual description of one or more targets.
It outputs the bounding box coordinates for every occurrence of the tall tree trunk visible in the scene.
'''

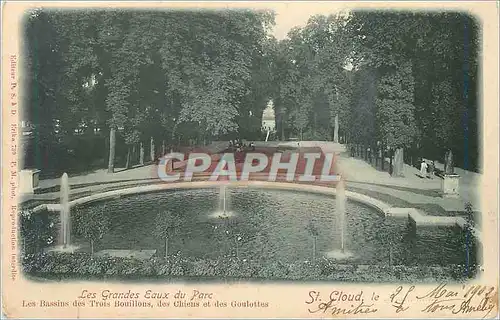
[333,114,339,143]
[389,148,393,175]
[150,137,155,162]
[281,115,285,141]
[444,149,454,174]
[90,239,94,256]
[162,139,166,155]
[165,236,169,258]
[125,146,131,169]
[107,127,116,173]
[392,148,404,177]
[380,144,385,171]
[139,141,145,165]
[104,130,109,168]
[132,144,137,165]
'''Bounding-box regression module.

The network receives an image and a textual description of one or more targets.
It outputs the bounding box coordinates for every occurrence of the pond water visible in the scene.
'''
[27,187,476,266]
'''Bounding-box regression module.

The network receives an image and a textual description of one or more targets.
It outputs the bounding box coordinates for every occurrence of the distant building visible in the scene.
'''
[262,100,276,133]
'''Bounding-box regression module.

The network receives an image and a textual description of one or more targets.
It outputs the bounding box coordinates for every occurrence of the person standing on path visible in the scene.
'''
[420,159,428,178]
[428,160,435,179]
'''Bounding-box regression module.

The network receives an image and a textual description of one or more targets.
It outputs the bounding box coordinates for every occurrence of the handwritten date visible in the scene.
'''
[390,285,415,313]
[417,283,497,318]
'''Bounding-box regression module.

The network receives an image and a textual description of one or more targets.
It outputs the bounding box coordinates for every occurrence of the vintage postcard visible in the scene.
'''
[2,1,499,318]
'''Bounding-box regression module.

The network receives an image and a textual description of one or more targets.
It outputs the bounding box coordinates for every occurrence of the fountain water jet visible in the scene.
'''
[47,173,79,253]
[221,184,227,213]
[209,185,235,218]
[325,178,354,260]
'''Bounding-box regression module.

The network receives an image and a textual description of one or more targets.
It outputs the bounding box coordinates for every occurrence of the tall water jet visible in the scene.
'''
[220,185,227,213]
[47,173,79,253]
[60,173,71,247]
[209,185,234,218]
[325,178,353,260]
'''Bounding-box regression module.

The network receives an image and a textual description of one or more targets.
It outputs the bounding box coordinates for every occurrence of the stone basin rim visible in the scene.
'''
[31,180,392,216]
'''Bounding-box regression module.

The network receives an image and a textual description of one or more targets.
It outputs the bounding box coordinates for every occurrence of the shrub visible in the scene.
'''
[21,251,478,282]
[190,259,218,277]
[20,209,57,254]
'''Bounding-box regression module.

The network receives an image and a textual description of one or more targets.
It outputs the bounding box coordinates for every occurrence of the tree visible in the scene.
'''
[25,9,278,173]
[73,205,111,255]
[272,13,354,142]
[122,129,140,169]
[24,10,108,173]
[349,67,377,155]
[25,9,479,177]
[157,10,276,144]
[20,208,56,254]
[412,13,479,172]
[422,13,478,172]
[376,61,417,176]
[153,210,184,259]
[348,11,479,174]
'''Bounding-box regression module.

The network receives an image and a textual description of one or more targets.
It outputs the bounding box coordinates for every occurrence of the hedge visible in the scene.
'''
[22,251,478,282]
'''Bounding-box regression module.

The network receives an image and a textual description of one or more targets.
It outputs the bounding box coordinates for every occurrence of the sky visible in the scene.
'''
[267,3,348,40]
[267,3,353,70]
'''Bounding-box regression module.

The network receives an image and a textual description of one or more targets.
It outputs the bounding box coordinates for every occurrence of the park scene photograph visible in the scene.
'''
[19,7,482,283]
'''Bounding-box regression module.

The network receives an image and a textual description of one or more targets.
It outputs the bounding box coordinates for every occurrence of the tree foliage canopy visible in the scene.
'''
[24,9,480,173]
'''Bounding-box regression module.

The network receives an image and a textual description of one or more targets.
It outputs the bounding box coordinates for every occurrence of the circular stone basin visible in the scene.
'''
[30,188,476,266]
